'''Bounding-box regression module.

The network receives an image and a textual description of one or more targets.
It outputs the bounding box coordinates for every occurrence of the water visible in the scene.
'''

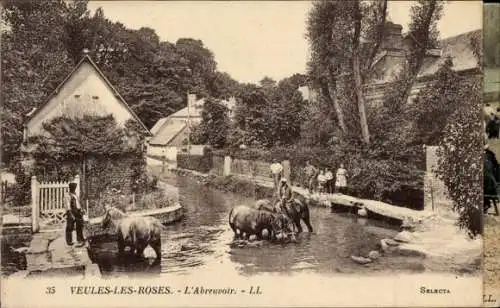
[88,174,438,278]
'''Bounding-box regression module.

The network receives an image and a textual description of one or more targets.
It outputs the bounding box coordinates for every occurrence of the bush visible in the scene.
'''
[436,76,482,237]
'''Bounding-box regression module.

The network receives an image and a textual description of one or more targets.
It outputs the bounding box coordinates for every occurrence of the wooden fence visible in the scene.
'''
[0,180,11,202]
[31,175,80,232]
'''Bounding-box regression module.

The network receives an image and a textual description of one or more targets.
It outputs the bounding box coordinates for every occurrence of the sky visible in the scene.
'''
[87,1,482,84]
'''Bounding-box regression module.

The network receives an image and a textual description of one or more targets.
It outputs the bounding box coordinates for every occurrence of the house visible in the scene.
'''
[22,52,151,197]
[362,22,481,106]
[147,94,235,163]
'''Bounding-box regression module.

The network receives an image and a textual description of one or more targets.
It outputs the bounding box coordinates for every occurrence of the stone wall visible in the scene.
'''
[80,155,140,200]
[212,156,225,176]
[210,155,288,182]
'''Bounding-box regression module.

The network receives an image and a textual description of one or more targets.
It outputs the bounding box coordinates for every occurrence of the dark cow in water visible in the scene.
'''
[252,198,313,234]
[275,198,314,234]
[101,206,164,263]
[228,205,293,241]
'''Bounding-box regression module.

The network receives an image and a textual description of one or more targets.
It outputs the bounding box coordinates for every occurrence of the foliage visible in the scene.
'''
[177,152,213,173]
[190,98,230,148]
[230,76,307,148]
[410,58,463,145]
[435,75,483,237]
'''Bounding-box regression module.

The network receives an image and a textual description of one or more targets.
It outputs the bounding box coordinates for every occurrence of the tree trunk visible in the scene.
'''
[322,74,347,133]
[399,0,439,108]
[353,0,370,144]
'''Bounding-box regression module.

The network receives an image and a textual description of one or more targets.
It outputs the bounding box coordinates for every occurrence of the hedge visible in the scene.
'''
[177,151,213,173]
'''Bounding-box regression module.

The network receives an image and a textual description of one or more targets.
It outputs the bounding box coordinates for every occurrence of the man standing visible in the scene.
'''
[486,113,499,139]
[324,168,334,194]
[65,182,85,247]
[303,161,317,194]
[270,159,283,197]
[278,178,293,212]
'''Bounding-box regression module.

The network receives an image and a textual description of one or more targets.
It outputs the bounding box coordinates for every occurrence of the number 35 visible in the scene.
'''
[46,286,56,294]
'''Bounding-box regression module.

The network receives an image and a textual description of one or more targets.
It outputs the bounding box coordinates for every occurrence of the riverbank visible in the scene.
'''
[151,167,481,274]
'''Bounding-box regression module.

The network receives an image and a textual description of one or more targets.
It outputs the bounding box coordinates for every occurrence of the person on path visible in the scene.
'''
[65,182,85,247]
[317,170,327,194]
[335,164,348,194]
[303,161,317,194]
[270,159,283,197]
[324,168,334,194]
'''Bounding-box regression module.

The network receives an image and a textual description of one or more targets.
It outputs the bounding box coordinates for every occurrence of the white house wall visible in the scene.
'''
[27,61,136,137]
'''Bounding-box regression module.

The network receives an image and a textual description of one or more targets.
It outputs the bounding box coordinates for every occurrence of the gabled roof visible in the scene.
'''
[149,121,188,146]
[25,55,151,136]
[418,29,481,77]
[150,117,169,135]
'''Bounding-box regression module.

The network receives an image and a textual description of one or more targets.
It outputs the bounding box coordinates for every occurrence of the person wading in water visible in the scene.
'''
[65,182,86,247]
[278,178,293,212]
[270,159,283,198]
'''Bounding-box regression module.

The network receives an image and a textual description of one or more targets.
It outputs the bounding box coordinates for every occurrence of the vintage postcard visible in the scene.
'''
[1,1,483,307]
[484,2,500,308]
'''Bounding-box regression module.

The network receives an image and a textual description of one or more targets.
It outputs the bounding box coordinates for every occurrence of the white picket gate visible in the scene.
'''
[31,175,80,232]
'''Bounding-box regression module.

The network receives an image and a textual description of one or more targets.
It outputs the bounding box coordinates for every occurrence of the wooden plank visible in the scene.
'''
[42,188,46,212]
[50,187,54,211]
[59,187,63,209]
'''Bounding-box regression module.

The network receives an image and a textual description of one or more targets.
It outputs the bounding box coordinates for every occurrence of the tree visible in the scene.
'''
[306,0,388,143]
[232,84,272,148]
[230,74,307,148]
[306,1,348,134]
[191,98,230,148]
[208,71,240,100]
[395,0,444,110]
[1,0,73,165]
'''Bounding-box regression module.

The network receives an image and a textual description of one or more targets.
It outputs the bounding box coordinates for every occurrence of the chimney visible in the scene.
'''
[381,22,403,51]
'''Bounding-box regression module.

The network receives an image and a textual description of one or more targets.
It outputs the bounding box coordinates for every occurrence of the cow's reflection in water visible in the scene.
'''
[91,241,161,278]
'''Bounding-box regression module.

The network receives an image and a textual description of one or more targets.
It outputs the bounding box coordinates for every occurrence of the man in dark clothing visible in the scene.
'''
[65,182,85,247]
[486,117,499,139]
[484,145,500,213]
